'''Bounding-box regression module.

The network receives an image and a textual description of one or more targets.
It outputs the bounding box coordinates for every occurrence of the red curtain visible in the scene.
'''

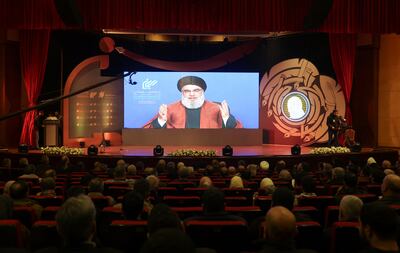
[329,33,357,124]
[19,30,50,146]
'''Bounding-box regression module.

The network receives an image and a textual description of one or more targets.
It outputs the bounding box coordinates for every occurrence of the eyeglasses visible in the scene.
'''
[182,88,203,95]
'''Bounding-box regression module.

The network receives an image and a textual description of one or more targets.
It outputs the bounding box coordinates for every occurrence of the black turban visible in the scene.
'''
[177,76,207,92]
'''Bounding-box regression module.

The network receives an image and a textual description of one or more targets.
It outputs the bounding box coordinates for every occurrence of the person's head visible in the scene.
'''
[18,157,29,168]
[56,195,96,245]
[60,155,70,167]
[148,204,181,236]
[202,187,225,214]
[339,195,363,222]
[127,164,137,175]
[384,169,395,175]
[177,162,185,171]
[88,178,104,193]
[40,154,50,165]
[177,76,206,109]
[178,166,190,179]
[122,191,144,220]
[248,164,258,177]
[199,176,213,188]
[10,180,29,200]
[344,173,358,188]
[332,167,345,181]
[144,167,155,176]
[116,159,126,168]
[264,206,297,242]
[135,161,145,171]
[279,169,292,181]
[228,166,236,176]
[40,177,56,192]
[140,228,195,253]
[3,180,15,196]
[275,160,286,172]
[146,175,160,191]
[360,202,399,245]
[382,160,392,170]
[43,169,56,179]
[381,174,400,197]
[367,157,377,166]
[260,178,275,195]
[155,159,166,174]
[230,176,244,188]
[272,188,295,210]
[134,179,150,199]
[113,165,126,179]
[0,195,13,219]
[260,160,269,171]
[301,175,316,194]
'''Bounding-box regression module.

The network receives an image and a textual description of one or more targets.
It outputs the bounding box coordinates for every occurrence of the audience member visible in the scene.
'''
[230,175,244,188]
[298,175,317,197]
[134,179,153,213]
[328,167,345,185]
[155,159,166,175]
[37,195,121,252]
[147,204,182,236]
[379,174,400,205]
[126,164,137,176]
[140,228,196,253]
[199,176,213,188]
[261,206,317,253]
[19,164,40,180]
[360,202,399,252]
[336,173,366,198]
[10,180,43,218]
[122,191,144,220]
[274,160,286,173]
[339,195,363,222]
[87,178,115,206]
[3,180,15,197]
[382,160,392,170]
[258,177,275,196]
[37,177,56,197]
[260,160,270,171]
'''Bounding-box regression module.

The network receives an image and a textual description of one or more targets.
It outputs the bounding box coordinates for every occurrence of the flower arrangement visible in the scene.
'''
[310,146,351,154]
[41,146,84,156]
[168,149,217,157]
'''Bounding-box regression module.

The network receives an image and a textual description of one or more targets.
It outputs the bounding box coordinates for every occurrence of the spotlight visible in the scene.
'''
[79,141,85,148]
[291,144,301,155]
[18,144,29,153]
[222,145,233,156]
[153,145,164,156]
[87,145,98,155]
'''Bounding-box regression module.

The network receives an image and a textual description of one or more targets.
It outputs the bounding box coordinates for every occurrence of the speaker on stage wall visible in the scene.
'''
[291,144,301,155]
[222,145,233,156]
[153,145,164,156]
[53,0,83,26]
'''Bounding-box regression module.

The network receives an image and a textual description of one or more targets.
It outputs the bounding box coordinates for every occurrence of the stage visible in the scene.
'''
[0,145,398,171]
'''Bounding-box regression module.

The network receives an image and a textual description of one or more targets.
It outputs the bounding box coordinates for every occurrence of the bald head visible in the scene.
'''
[265,206,297,242]
[382,174,400,196]
[339,195,363,222]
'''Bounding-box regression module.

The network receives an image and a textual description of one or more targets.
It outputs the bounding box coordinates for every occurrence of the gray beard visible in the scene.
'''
[181,94,205,109]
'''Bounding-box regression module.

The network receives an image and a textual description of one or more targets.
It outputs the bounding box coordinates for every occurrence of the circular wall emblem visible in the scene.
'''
[281,92,310,122]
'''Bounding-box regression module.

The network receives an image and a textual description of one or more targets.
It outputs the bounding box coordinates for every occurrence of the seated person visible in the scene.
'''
[37,177,57,197]
[87,178,115,206]
[297,175,317,198]
[10,180,43,219]
[122,191,144,220]
[147,204,182,236]
[378,174,400,205]
[336,173,366,199]
[185,187,245,222]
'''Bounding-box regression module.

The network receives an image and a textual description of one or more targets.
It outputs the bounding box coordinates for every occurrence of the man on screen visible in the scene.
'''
[143,76,243,128]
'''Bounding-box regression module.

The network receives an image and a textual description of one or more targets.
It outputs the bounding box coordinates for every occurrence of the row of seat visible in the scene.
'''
[0,218,361,253]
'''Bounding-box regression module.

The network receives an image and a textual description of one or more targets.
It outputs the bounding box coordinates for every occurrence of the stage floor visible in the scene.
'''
[18,144,374,157]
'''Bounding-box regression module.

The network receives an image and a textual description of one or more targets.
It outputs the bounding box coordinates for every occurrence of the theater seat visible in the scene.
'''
[254,195,272,212]
[331,222,361,253]
[13,206,38,228]
[224,196,250,206]
[184,220,248,253]
[90,196,111,210]
[324,206,339,228]
[29,195,64,207]
[0,220,29,248]
[41,206,60,220]
[30,220,62,251]
[105,220,148,253]
[163,196,201,207]
[171,207,202,220]
[295,221,323,252]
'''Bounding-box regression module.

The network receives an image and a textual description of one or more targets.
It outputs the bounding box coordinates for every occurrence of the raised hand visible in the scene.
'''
[219,100,230,120]
[158,104,168,122]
